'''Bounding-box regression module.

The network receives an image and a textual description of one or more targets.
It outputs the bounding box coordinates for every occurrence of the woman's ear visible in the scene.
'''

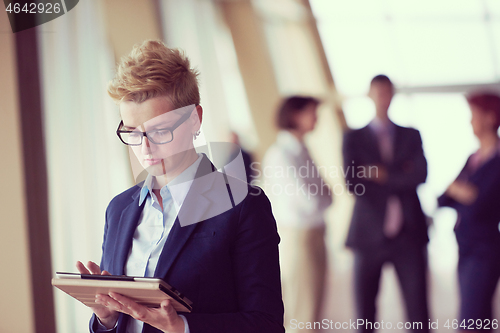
[190,105,203,133]
[195,104,203,125]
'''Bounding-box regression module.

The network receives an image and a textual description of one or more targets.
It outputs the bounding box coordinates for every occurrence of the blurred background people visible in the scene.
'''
[263,96,332,333]
[229,131,255,184]
[342,75,430,332]
[438,92,500,332]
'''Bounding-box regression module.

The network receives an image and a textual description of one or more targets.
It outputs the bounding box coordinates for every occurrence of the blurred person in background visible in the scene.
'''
[229,131,255,184]
[438,92,500,332]
[342,75,430,332]
[263,96,332,333]
[76,40,284,333]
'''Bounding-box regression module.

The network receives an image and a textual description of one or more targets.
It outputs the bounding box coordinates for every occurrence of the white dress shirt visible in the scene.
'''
[121,154,202,333]
[262,131,331,229]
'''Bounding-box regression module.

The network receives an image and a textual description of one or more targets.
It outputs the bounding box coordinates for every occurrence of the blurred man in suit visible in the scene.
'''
[342,75,429,332]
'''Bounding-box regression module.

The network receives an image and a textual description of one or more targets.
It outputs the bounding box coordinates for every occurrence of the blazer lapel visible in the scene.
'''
[112,189,144,275]
[361,125,383,162]
[153,155,217,279]
[152,219,198,279]
[391,125,405,163]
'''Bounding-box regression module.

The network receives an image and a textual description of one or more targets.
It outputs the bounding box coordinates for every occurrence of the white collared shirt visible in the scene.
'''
[368,118,395,142]
[262,131,331,229]
[124,154,202,333]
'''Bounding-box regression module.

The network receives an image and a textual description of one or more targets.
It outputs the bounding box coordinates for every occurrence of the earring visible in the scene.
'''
[193,130,201,139]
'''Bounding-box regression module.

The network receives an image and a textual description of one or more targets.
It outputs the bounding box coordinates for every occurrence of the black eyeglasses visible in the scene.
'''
[116,111,193,146]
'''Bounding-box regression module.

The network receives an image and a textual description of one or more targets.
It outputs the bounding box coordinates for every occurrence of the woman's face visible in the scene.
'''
[119,96,201,178]
[294,103,318,134]
[470,104,496,138]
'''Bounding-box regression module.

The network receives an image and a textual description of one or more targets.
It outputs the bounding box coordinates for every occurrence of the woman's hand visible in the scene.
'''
[446,181,478,205]
[96,292,185,333]
[76,261,120,329]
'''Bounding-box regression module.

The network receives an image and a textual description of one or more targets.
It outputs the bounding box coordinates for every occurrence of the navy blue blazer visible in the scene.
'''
[342,124,428,250]
[90,155,285,333]
[438,150,500,253]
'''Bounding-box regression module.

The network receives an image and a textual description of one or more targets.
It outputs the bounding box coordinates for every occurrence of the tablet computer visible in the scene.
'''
[52,272,192,312]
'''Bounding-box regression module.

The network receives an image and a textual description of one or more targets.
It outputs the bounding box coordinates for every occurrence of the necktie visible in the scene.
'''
[375,125,403,238]
[384,195,403,238]
[377,125,393,163]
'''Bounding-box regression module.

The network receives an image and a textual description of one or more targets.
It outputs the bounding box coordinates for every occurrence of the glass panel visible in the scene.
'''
[311,0,498,89]
[318,21,395,96]
[342,96,374,129]
[485,0,500,18]
[392,22,496,86]
[310,0,385,21]
[489,22,500,80]
[387,0,483,20]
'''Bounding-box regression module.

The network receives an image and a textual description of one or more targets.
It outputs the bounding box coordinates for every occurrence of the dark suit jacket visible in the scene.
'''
[90,155,284,333]
[438,150,500,253]
[342,123,428,250]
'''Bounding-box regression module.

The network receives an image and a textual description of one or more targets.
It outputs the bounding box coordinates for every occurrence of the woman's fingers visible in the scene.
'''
[95,294,111,306]
[160,299,175,317]
[158,300,185,332]
[87,261,101,274]
[107,292,149,320]
[76,261,91,274]
[93,294,120,329]
[98,293,124,310]
[76,260,102,275]
[75,263,119,328]
[74,263,183,332]
[98,293,184,332]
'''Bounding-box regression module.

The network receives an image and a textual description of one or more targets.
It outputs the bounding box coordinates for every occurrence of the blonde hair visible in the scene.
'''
[108,40,200,108]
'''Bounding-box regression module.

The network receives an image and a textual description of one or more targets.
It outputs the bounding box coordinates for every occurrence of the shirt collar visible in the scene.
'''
[139,153,203,206]
[369,117,394,132]
[369,118,396,140]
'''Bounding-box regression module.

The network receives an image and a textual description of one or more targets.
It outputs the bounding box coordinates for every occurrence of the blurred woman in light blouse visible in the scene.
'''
[263,96,332,333]
[438,92,500,331]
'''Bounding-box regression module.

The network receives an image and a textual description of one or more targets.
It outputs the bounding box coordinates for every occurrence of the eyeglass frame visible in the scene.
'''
[116,109,195,146]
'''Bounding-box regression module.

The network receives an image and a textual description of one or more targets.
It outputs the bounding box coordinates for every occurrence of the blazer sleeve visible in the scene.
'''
[438,158,500,217]
[181,190,285,333]
[437,157,471,211]
[342,130,368,192]
[437,192,460,209]
[89,203,118,333]
[386,129,427,192]
[464,167,500,218]
[89,314,117,333]
[342,130,381,195]
[342,130,359,189]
